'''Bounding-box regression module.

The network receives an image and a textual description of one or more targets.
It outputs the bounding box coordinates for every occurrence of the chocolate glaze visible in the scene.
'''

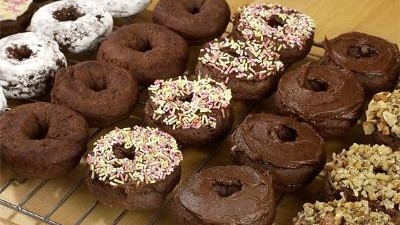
[276,63,365,138]
[231,114,325,191]
[176,166,276,225]
[323,32,400,94]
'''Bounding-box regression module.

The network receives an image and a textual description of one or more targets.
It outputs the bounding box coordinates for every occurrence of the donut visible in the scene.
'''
[230,113,326,192]
[51,61,139,127]
[0,86,7,114]
[30,0,113,55]
[153,0,231,45]
[0,32,67,99]
[88,0,151,18]
[0,0,36,38]
[363,90,400,150]
[144,76,233,146]
[324,144,400,222]
[276,63,365,138]
[322,32,400,94]
[97,23,189,85]
[231,3,315,66]
[0,102,88,178]
[175,166,276,225]
[86,126,183,210]
[293,199,396,225]
[196,37,284,100]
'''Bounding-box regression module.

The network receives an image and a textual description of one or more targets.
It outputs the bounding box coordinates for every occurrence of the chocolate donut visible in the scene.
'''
[175,166,276,225]
[86,126,183,210]
[0,102,88,178]
[276,63,365,138]
[0,32,66,99]
[323,32,400,94]
[97,23,189,85]
[51,61,139,127]
[144,76,233,146]
[88,0,151,18]
[231,3,315,66]
[0,86,7,114]
[30,0,113,55]
[293,199,397,225]
[363,90,400,150]
[231,113,326,192]
[153,0,231,45]
[196,37,284,100]
[324,144,400,222]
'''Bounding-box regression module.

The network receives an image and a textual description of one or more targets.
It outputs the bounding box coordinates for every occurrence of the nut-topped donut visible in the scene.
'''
[175,166,276,225]
[86,126,183,210]
[0,32,66,99]
[363,90,400,150]
[276,63,365,138]
[324,144,400,221]
[30,0,113,55]
[144,76,233,146]
[232,3,315,66]
[51,61,139,127]
[153,0,231,45]
[97,23,189,85]
[323,32,400,94]
[293,199,397,225]
[231,113,326,192]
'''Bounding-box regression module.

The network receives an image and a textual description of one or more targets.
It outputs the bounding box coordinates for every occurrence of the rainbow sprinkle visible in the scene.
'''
[198,37,284,81]
[0,0,32,21]
[86,126,183,186]
[148,76,232,130]
[235,3,315,50]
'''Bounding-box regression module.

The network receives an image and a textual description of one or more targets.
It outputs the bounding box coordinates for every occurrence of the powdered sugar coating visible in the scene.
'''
[88,0,151,17]
[0,86,7,114]
[0,32,66,99]
[30,0,113,54]
[0,0,33,21]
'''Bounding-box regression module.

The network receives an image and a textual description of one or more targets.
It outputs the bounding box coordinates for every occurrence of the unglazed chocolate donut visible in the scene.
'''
[144,76,233,146]
[86,126,183,210]
[232,3,315,66]
[231,113,326,192]
[0,102,88,178]
[196,37,284,100]
[153,0,231,45]
[97,23,189,85]
[51,61,139,127]
[276,63,365,138]
[175,166,276,225]
[323,32,400,94]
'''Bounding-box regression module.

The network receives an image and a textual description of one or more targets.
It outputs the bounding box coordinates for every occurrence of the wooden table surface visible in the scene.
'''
[1,0,399,225]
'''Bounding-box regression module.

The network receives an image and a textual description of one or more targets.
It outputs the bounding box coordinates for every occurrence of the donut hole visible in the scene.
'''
[186,0,204,14]
[31,124,49,140]
[304,79,329,92]
[179,93,194,103]
[212,180,243,198]
[6,45,33,61]
[373,167,387,174]
[126,37,152,53]
[137,39,152,52]
[267,15,286,28]
[90,80,107,92]
[347,44,379,59]
[53,6,85,22]
[113,144,136,160]
[276,125,297,142]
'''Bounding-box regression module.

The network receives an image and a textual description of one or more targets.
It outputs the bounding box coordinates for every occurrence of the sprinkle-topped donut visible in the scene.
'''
[0,0,33,21]
[196,37,284,100]
[145,76,233,146]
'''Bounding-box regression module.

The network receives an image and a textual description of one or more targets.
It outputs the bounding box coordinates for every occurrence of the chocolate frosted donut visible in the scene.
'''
[51,61,139,127]
[97,23,189,85]
[231,114,325,192]
[86,126,183,210]
[176,166,276,225]
[293,199,397,225]
[0,102,88,178]
[276,63,365,138]
[153,0,231,45]
[144,76,233,146]
[323,32,400,94]
[324,144,400,222]
[232,3,315,66]
[196,37,284,100]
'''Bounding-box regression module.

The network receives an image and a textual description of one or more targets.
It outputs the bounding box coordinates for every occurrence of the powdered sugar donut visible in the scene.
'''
[30,0,113,54]
[0,32,66,99]
[90,0,151,18]
[0,86,7,114]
